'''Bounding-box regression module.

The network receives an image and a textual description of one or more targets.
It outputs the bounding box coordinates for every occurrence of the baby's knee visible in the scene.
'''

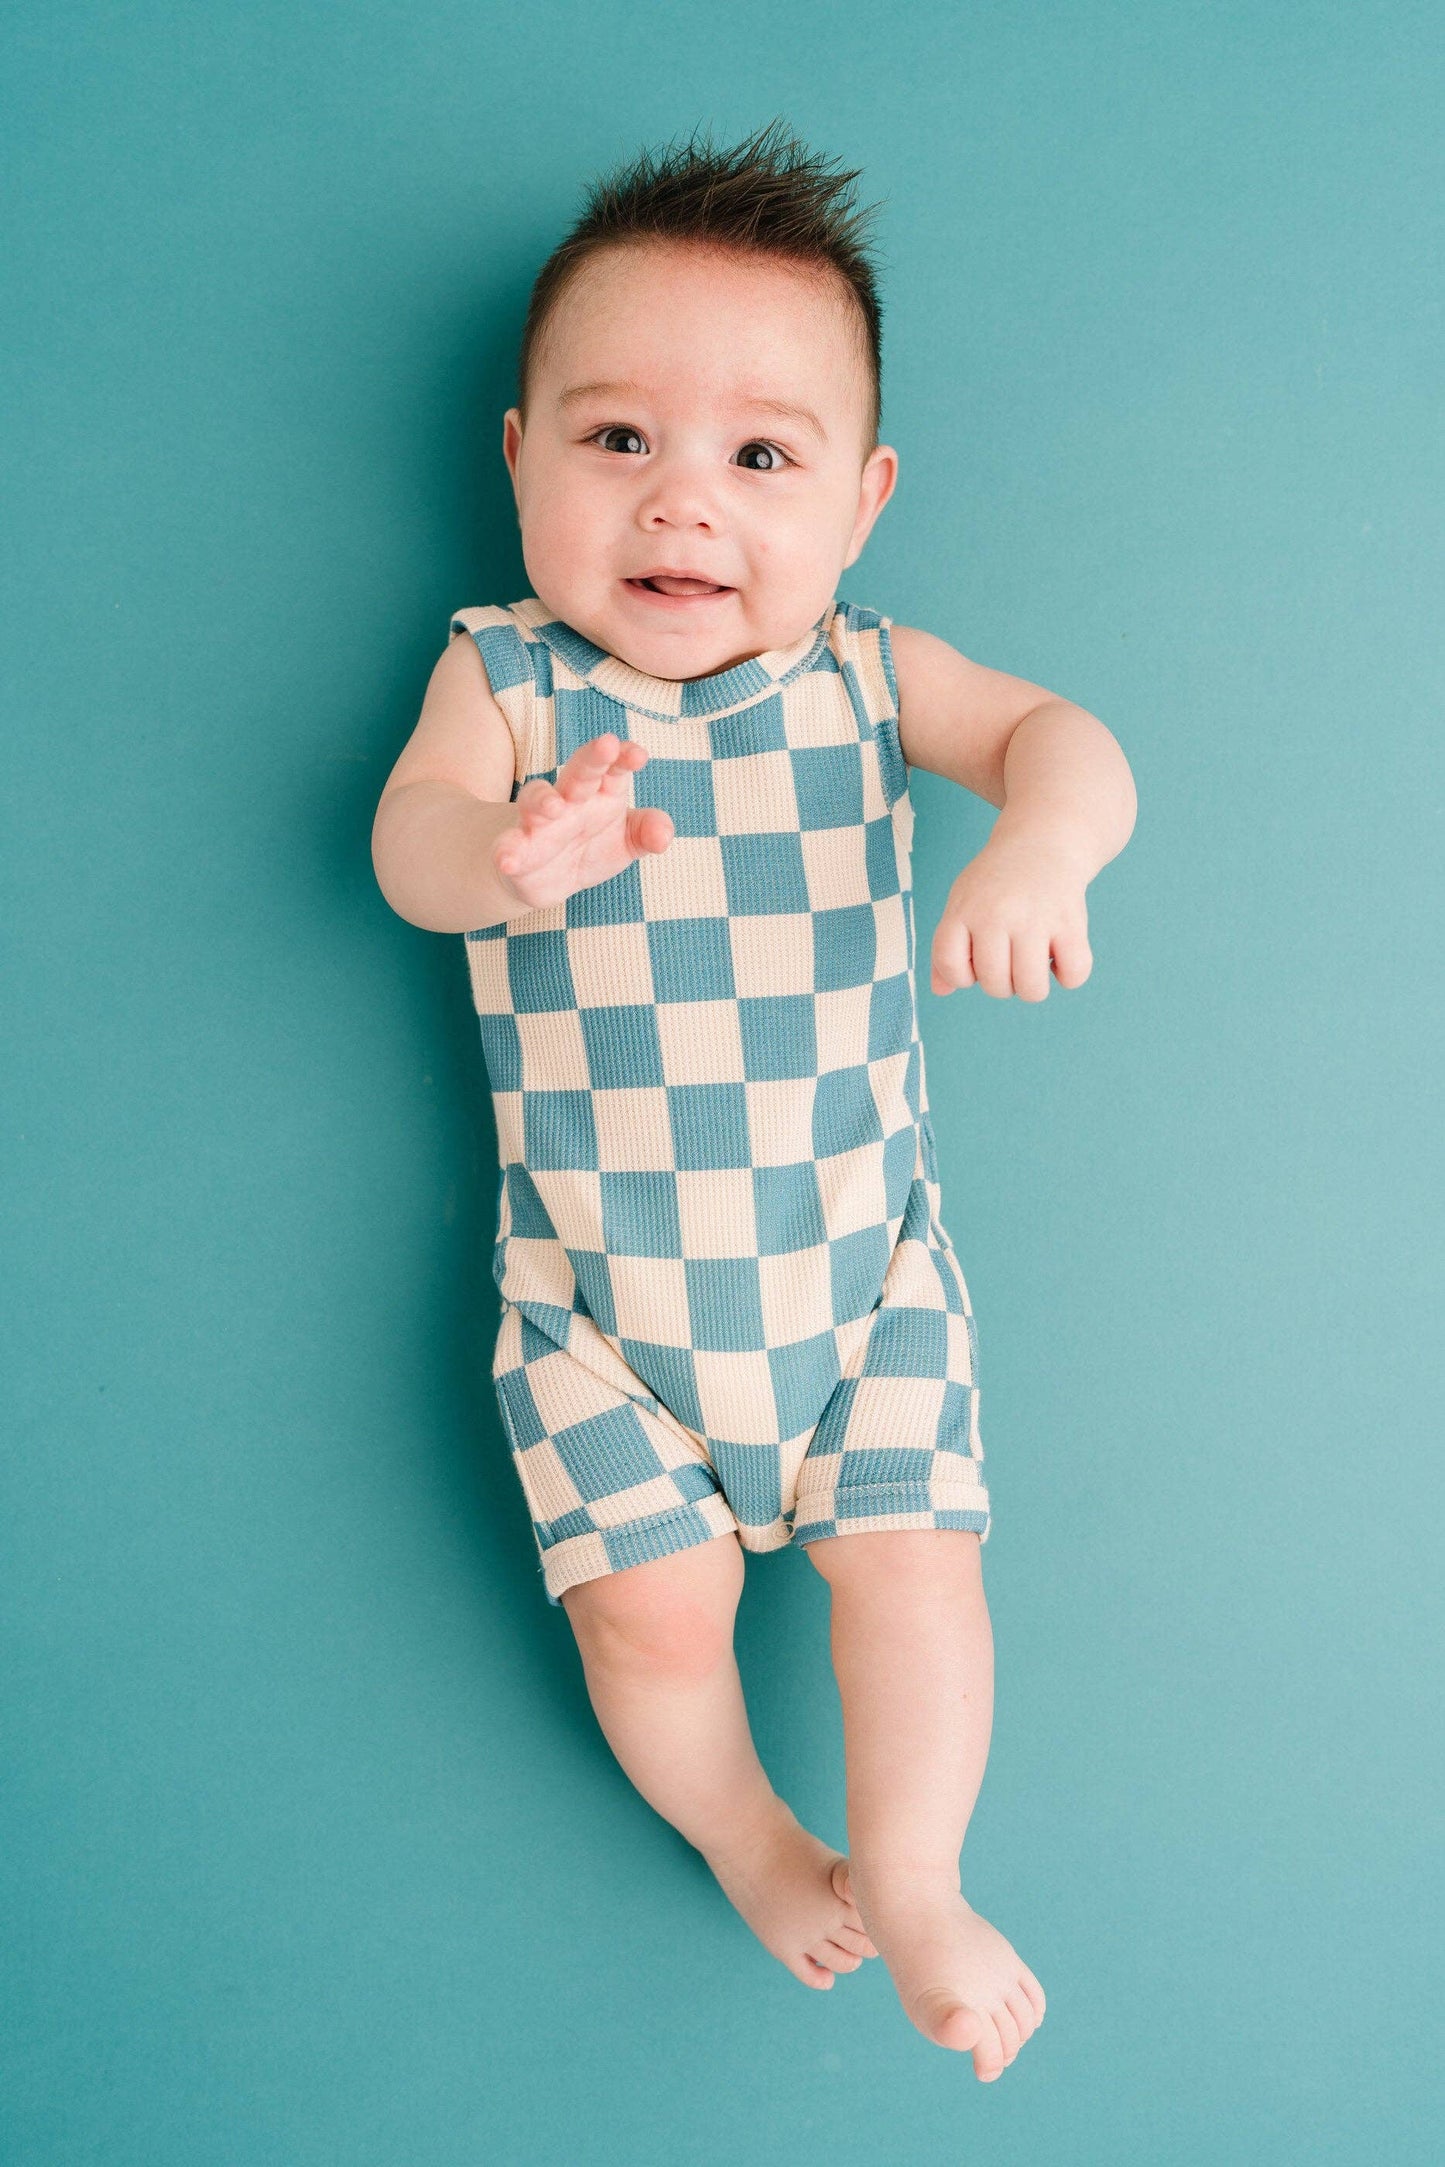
[561,1533,743,1684]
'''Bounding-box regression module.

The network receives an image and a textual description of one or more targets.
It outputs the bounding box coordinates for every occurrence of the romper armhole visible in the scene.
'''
[875,613,901,724]
[447,604,536,798]
[836,601,909,806]
[834,600,900,732]
[873,616,911,807]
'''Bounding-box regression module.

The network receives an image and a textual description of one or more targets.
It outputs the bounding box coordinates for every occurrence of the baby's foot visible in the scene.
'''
[700,1803,880,1990]
[851,1870,1046,2078]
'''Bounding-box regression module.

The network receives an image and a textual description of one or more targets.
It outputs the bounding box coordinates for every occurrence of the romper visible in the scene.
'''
[448,594,991,1606]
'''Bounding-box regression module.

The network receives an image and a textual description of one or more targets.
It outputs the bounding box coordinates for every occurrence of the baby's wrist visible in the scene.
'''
[983,812,1098,885]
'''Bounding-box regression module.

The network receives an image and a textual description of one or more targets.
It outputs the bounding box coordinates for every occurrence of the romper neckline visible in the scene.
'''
[512,596,840,722]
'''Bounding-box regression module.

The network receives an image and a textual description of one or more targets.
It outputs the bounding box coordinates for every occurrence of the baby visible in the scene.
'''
[372,120,1136,2080]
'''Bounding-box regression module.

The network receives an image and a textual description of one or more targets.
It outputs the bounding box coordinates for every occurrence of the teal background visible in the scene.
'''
[4,2,1440,2160]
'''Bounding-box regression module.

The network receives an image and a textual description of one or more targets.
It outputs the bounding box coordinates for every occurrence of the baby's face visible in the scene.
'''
[503,243,897,678]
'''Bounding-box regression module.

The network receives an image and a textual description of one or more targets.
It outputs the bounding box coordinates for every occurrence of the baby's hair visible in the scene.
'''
[516,116,887,458]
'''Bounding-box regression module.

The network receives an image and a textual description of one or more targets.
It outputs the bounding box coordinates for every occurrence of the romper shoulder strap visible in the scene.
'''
[447,603,539,795]
[831,599,908,809]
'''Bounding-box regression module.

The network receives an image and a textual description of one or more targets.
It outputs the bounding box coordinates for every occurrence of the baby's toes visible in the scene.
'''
[972,2015,1008,2083]
[790,1952,836,1990]
[991,2002,1022,2067]
[830,1856,871,1916]
[911,1989,990,2060]
[1004,1989,1038,2048]
[816,1939,863,1974]
[828,1860,879,1954]
[830,1922,878,1960]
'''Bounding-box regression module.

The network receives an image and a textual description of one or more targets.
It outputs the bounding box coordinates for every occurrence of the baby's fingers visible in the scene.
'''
[1010,932,1054,1004]
[556,731,647,803]
[931,919,976,996]
[512,774,569,831]
[596,743,651,803]
[624,806,675,859]
[494,779,570,875]
[966,925,1013,1000]
[1049,921,1093,990]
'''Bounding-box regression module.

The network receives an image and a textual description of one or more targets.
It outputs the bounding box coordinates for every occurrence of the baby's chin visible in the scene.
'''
[556,579,817,680]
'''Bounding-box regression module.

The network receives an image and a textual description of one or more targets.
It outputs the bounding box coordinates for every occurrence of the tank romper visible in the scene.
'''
[448,594,991,1606]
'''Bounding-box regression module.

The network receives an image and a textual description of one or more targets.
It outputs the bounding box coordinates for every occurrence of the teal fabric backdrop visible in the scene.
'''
[4,3,1440,2160]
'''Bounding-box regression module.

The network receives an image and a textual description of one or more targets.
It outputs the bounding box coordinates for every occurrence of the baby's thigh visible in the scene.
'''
[803,1524,982,1589]
[561,1527,746,1680]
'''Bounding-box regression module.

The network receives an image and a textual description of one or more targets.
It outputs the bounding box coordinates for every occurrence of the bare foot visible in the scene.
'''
[700,1803,880,1989]
[851,1870,1046,2077]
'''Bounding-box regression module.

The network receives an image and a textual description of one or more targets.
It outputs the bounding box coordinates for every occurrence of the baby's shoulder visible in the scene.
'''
[446,602,538,696]
[377,610,529,809]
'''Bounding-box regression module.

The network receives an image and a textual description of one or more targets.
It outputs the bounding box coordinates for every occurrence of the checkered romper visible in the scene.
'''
[449,595,991,1605]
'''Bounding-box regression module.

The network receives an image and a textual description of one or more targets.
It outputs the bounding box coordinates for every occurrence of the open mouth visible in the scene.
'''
[626,576,733,599]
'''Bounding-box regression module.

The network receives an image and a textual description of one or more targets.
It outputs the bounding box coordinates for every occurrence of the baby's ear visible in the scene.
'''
[845,443,899,564]
[502,408,525,489]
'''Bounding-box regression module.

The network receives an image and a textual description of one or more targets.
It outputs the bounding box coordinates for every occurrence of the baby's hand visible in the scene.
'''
[930,830,1094,1002]
[493,733,674,910]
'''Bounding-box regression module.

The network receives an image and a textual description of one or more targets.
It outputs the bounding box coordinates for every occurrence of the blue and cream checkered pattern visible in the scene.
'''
[449,595,991,1603]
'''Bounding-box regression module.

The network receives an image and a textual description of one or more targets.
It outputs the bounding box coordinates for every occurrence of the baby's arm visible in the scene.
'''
[371,633,673,934]
[891,625,1138,1001]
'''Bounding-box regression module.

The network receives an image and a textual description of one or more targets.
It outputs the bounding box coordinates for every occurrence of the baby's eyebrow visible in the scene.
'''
[744,396,828,445]
[558,379,828,444]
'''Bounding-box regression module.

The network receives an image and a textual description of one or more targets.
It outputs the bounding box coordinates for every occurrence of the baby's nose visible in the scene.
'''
[636,457,723,529]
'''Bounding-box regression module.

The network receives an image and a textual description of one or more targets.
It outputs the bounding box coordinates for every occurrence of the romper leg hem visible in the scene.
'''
[791,1478,991,1546]
[537,1492,740,1607]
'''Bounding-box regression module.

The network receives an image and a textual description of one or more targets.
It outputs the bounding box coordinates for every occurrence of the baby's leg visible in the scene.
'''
[561,1532,877,1990]
[806,1529,1046,2077]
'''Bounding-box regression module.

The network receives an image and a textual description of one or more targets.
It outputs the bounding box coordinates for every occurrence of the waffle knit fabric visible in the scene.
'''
[449,595,991,1605]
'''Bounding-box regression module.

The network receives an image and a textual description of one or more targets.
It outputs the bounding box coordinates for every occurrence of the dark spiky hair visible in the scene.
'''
[515,117,887,458]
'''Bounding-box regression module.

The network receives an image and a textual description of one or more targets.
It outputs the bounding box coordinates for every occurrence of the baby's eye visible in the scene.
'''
[592,425,647,455]
[734,441,791,472]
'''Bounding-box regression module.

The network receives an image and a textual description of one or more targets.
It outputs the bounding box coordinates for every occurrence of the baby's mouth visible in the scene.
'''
[627,575,732,598]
